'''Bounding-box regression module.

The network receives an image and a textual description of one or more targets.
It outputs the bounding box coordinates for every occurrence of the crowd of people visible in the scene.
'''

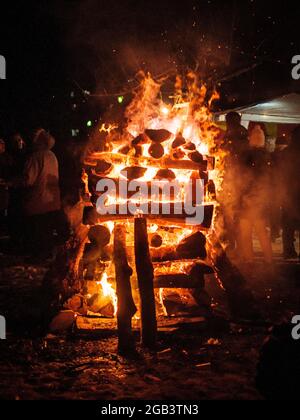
[220,112,300,266]
[0,129,69,262]
[0,116,299,266]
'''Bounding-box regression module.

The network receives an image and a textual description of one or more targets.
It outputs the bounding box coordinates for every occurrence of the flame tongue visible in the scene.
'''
[99,273,118,317]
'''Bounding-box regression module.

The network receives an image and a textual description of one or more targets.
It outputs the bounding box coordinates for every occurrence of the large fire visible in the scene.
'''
[83,72,223,318]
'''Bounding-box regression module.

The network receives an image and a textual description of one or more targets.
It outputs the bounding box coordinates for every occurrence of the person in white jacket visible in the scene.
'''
[23,129,62,259]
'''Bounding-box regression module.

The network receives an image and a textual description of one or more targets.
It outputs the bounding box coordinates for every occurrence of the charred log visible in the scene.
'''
[145,129,172,143]
[155,169,176,180]
[149,142,165,159]
[121,167,148,180]
[134,217,157,349]
[154,273,205,288]
[172,134,186,149]
[88,225,111,248]
[189,151,204,164]
[150,234,163,248]
[114,225,137,354]
[132,133,149,145]
[95,160,112,175]
[184,142,196,151]
[176,231,207,259]
[172,149,186,160]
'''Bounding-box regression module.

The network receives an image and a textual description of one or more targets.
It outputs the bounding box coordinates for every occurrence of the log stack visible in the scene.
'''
[80,128,218,347]
[72,126,255,349]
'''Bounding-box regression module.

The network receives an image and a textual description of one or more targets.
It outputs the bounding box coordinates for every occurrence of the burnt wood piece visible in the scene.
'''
[88,225,111,248]
[149,142,165,159]
[206,232,260,319]
[154,273,205,288]
[121,166,148,180]
[184,142,196,151]
[118,145,131,155]
[133,145,142,158]
[152,248,207,262]
[83,205,98,225]
[145,129,172,143]
[150,234,163,248]
[172,149,186,160]
[153,259,213,272]
[189,151,204,164]
[132,133,149,145]
[172,134,186,149]
[82,242,102,264]
[42,234,88,331]
[114,225,137,355]
[95,160,112,175]
[155,169,176,180]
[134,217,157,349]
[176,231,207,259]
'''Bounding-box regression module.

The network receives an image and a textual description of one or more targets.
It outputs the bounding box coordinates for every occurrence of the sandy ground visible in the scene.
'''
[0,236,299,400]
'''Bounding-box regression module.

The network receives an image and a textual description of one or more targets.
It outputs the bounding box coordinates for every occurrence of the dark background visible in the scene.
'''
[0,0,300,141]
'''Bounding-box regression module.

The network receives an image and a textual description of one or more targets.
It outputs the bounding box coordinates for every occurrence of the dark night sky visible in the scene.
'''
[0,0,300,135]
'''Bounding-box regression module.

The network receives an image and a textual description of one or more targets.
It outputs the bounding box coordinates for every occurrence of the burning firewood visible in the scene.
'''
[207,180,217,200]
[134,217,157,349]
[172,148,186,160]
[145,129,172,143]
[133,145,142,157]
[88,293,115,317]
[189,261,214,277]
[88,225,111,248]
[189,151,204,164]
[184,142,196,151]
[150,234,163,248]
[190,289,212,310]
[95,160,112,175]
[121,166,147,180]
[118,145,131,155]
[154,169,176,180]
[114,224,137,354]
[172,134,186,149]
[149,142,164,159]
[176,231,207,259]
[83,205,98,225]
[154,273,204,288]
[132,133,149,145]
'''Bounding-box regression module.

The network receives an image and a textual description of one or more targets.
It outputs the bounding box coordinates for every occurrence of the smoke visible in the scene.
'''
[61,0,234,93]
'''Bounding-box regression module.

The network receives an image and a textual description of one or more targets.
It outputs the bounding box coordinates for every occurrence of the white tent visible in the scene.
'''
[215,93,300,125]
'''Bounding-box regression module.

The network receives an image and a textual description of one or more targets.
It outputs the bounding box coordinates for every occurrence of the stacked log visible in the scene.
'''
[134,217,157,349]
[114,225,137,354]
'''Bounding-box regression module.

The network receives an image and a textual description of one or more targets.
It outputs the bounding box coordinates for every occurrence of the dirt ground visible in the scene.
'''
[0,239,300,401]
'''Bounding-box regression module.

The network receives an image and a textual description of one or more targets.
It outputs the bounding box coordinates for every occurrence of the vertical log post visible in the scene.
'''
[134,216,157,349]
[114,225,137,355]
